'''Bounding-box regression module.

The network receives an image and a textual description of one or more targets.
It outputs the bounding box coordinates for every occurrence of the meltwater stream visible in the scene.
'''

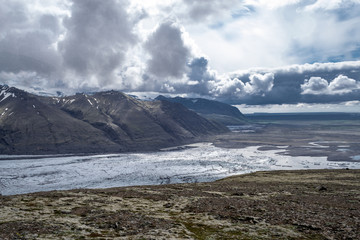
[1,143,359,195]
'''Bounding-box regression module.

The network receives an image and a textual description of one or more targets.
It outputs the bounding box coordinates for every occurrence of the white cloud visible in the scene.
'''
[329,75,360,93]
[304,0,360,11]
[209,72,274,97]
[180,0,360,73]
[301,75,360,95]
[246,0,302,9]
[301,77,329,94]
[231,61,360,76]
[245,73,274,93]
[345,100,360,106]
[209,77,244,97]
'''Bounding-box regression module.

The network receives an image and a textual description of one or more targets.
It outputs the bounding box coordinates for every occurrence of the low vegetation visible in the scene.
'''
[1,169,359,239]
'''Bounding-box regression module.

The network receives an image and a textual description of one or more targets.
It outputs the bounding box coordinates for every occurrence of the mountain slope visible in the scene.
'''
[0,86,121,154]
[44,90,228,151]
[0,86,228,154]
[155,95,248,125]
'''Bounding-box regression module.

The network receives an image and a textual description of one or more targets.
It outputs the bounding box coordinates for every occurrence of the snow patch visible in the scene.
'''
[87,99,93,106]
[64,99,76,104]
[1,108,9,117]
[0,89,16,103]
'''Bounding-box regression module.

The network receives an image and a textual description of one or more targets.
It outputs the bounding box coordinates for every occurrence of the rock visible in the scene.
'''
[163,203,173,208]
[231,192,244,196]
[317,186,327,191]
[238,216,260,224]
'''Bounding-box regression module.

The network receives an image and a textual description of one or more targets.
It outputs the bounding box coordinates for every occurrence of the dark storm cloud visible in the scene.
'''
[145,21,190,79]
[59,0,137,84]
[185,57,216,94]
[39,14,61,33]
[188,57,209,81]
[0,1,61,74]
[0,1,28,32]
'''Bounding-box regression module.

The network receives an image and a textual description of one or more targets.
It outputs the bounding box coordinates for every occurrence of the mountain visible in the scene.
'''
[155,95,248,125]
[0,85,122,154]
[0,86,228,154]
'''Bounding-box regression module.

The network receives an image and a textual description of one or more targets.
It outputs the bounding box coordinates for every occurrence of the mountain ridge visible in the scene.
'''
[0,85,228,155]
[155,95,248,125]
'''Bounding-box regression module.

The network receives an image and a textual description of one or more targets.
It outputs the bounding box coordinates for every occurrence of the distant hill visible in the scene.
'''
[0,86,228,155]
[245,112,360,121]
[155,95,248,125]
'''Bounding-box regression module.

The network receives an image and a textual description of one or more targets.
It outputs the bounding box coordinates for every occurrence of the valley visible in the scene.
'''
[1,118,360,196]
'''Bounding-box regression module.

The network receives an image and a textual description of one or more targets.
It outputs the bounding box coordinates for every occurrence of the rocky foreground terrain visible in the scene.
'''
[1,169,359,239]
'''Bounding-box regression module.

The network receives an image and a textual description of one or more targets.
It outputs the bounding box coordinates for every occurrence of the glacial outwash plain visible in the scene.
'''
[1,108,360,239]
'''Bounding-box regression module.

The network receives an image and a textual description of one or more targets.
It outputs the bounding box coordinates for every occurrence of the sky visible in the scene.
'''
[0,0,360,111]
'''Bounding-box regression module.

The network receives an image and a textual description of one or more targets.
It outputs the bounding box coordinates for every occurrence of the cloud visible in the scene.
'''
[181,0,250,23]
[304,0,360,11]
[208,72,274,100]
[211,61,360,104]
[329,75,360,93]
[245,73,274,94]
[300,77,328,94]
[59,0,137,88]
[269,61,360,75]
[0,0,360,108]
[181,0,360,73]
[144,21,191,79]
[301,75,360,95]
[235,100,360,114]
[188,57,211,81]
[209,77,244,97]
[0,0,62,74]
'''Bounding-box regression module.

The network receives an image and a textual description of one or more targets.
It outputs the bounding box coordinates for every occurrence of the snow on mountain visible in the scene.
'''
[0,85,16,102]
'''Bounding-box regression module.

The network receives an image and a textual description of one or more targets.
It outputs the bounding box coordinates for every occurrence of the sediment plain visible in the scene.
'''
[1,119,359,239]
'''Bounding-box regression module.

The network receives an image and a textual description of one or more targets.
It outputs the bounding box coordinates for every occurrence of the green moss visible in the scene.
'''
[183,222,246,240]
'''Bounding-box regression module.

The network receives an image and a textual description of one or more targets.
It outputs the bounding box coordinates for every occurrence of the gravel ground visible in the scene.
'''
[1,169,359,239]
